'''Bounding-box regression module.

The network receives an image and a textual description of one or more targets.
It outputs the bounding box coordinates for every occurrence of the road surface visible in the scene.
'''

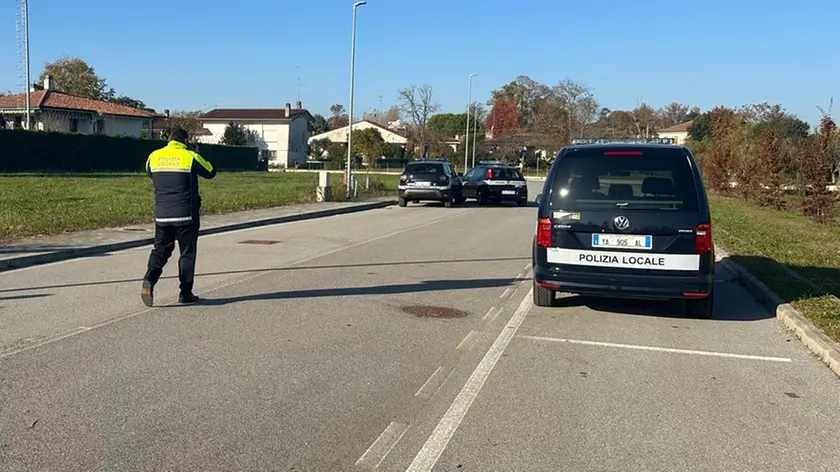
[2,182,839,471]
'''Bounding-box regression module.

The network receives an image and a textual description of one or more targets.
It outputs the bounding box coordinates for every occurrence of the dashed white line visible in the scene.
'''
[482,306,499,321]
[500,287,513,299]
[355,421,410,469]
[456,331,482,351]
[406,289,534,472]
[519,335,794,363]
[415,366,445,398]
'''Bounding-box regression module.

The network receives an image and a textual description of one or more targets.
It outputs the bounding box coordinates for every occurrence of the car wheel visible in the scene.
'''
[477,188,489,206]
[398,197,407,207]
[686,292,714,319]
[444,198,453,208]
[533,280,555,307]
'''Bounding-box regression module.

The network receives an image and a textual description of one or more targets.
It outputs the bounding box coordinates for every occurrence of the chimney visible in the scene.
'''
[285,103,292,116]
[296,100,302,109]
[43,75,54,91]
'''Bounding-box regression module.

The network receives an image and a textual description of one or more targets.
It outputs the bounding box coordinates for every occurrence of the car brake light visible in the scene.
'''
[439,175,448,181]
[695,224,712,253]
[537,218,552,247]
[486,169,493,179]
[604,151,643,155]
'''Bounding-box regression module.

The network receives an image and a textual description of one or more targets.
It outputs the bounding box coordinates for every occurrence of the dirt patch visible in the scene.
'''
[401,305,469,319]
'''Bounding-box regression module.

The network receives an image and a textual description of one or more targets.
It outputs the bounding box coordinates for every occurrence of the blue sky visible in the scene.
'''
[2,0,838,126]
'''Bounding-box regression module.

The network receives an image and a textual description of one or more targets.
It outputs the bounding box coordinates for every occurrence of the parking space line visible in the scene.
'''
[456,331,482,351]
[406,289,534,472]
[500,287,513,299]
[482,306,499,321]
[355,421,410,470]
[519,335,793,363]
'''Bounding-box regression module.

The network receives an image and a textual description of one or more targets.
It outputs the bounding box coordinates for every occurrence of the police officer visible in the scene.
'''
[141,128,216,307]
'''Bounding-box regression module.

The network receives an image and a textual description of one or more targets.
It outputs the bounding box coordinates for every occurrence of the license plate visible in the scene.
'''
[592,233,652,250]
[501,190,516,195]
[412,181,431,187]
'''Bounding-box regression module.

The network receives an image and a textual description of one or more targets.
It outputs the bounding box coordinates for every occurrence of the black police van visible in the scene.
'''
[398,159,464,207]
[532,138,715,318]
[461,161,528,206]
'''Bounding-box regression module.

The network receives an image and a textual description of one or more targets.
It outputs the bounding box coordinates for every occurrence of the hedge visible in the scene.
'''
[0,129,260,172]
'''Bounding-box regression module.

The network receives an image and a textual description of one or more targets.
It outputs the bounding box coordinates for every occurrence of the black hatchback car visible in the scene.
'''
[461,162,528,206]
[398,159,464,207]
[532,141,715,318]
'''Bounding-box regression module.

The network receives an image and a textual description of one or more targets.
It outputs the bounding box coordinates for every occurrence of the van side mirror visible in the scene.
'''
[535,194,542,206]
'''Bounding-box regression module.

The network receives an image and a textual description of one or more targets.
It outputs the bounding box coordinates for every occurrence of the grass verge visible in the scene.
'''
[709,194,840,342]
[0,171,398,242]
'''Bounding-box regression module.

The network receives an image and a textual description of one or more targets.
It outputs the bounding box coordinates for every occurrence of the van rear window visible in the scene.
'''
[548,148,699,212]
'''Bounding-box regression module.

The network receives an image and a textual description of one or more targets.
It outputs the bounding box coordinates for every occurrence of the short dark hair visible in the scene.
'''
[169,128,188,143]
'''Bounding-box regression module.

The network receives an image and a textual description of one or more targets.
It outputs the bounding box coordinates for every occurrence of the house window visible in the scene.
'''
[94,120,104,134]
[70,119,79,132]
[268,151,277,160]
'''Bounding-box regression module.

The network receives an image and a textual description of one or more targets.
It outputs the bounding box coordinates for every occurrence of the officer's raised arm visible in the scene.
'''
[192,152,217,179]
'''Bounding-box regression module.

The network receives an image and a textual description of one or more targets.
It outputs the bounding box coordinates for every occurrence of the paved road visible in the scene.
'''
[2,182,839,471]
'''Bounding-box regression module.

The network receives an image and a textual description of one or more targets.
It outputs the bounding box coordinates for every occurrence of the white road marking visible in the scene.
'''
[355,421,410,469]
[500,287,513,299]
[406,289,534,472]
[456,331,481,351]
[519,336,794,363]
[482,306,499,321]
[0,213,471,359]
[415,366,445,398]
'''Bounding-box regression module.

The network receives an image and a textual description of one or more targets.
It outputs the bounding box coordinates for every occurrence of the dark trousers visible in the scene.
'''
[144,223,200,294]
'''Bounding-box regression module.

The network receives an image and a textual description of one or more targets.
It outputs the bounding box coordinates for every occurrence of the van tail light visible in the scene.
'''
[537,218,552,247]
[695,223,712,253]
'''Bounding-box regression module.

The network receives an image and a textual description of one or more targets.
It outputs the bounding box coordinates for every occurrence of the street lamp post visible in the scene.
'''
[346,1,366,199]
[463,73,477,172]
[22,0,31,130]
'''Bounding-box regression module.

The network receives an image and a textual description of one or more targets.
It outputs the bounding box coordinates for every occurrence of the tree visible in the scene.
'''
[310,114,330,135]
[158,110,204,141]
[328,104,349,130]
[490,76,551,130]
[309,138,332,158]
[398,84,439,157]
[629,103,660,138]
[325,142,348,168]
[800,115,837,224]
[486,100,519,138]
[658,102,694,127]
[220,121,259,146]
[110,95,147,110]
[38,56,110,100]
[351,128,385,167]
[552,79,599,137]
[688,112,713,141]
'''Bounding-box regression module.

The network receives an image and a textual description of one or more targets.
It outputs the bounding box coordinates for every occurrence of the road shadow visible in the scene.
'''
[0,257,531,294]
[190,277,528,307]
[0,293,52,301]
[723,254,840,303]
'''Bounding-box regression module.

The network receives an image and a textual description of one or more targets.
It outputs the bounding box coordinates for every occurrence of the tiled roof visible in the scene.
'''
[0,90,160,118]
[200,108,308,120]
[659,120,694,133]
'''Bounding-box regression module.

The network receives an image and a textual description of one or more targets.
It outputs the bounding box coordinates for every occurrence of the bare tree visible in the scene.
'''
[658,102,692,127]
[397,84,439,156]
[552,79,599,140]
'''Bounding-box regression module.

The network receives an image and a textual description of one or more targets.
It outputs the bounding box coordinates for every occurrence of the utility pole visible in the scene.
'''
[22,0,31,130]
[463,73,477,172]
[346,1,367,199]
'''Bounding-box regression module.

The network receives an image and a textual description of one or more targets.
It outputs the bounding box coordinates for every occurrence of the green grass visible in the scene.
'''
[709,194,840,342]
[0,172,398,242]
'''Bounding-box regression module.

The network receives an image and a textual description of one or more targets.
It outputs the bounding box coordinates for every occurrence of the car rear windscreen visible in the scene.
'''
[489,167,524,180]
[405,164,444,174]
[548,148,699,212]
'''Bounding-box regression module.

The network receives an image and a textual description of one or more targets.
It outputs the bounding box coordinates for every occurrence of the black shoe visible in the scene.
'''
[141,280,154,307]
[178,293,200,304]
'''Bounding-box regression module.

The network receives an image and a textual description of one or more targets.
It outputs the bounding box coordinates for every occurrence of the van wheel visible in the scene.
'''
[533,280,555,307]
[398,198,407,207]
[686,293,714,319]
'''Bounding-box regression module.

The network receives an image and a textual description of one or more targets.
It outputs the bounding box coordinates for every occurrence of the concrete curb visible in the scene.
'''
[0,200,398,273]
[715,244,840,378]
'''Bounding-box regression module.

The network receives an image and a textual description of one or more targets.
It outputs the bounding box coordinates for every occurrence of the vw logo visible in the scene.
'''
[614,215,630,230]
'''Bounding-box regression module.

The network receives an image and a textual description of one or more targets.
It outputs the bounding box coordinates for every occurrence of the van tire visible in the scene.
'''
[533,281,555,307]
[686,292,714,319]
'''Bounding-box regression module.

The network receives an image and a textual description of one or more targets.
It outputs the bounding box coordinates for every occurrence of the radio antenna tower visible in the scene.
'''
[296,66,303,102]
[14,0,32,129]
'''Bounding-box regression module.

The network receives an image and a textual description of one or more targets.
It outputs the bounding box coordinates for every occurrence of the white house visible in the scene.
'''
[657,120,693,145]
[198,102,313,169]
[308,120,408,146]
[0,76,160,137]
